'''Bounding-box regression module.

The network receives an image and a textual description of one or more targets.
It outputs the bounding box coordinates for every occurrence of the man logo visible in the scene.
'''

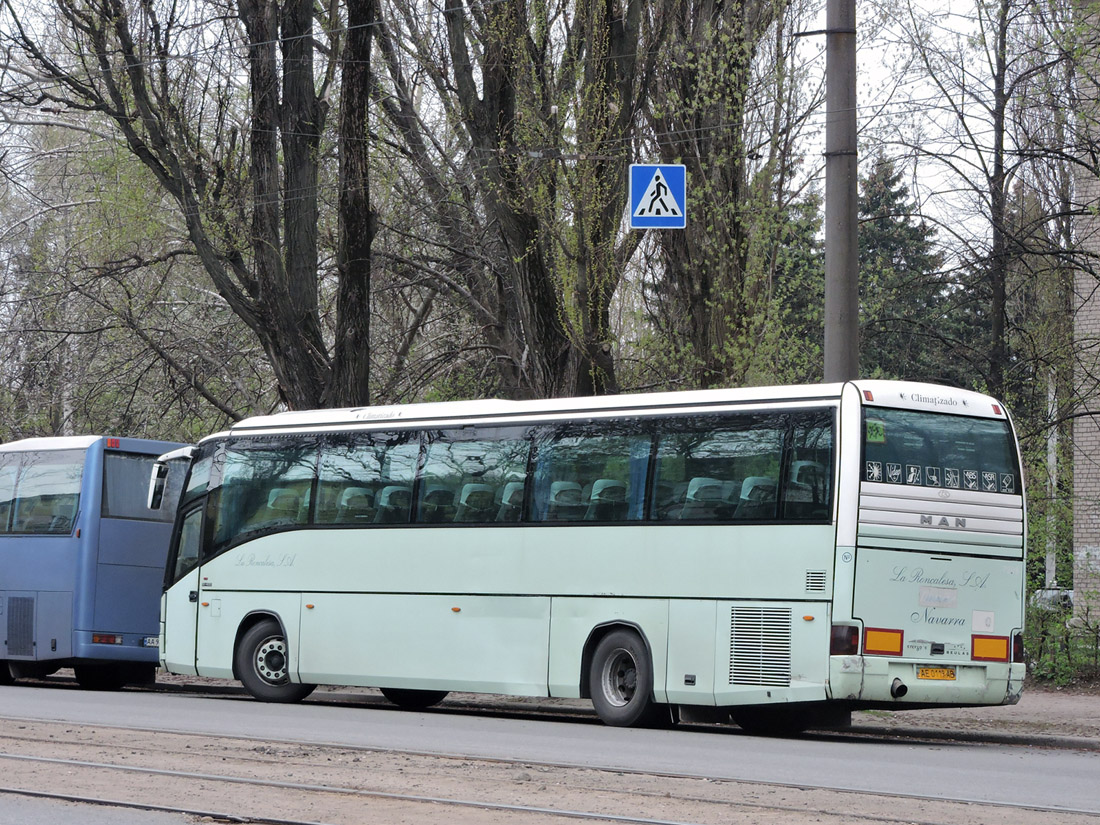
[921,515,967,528]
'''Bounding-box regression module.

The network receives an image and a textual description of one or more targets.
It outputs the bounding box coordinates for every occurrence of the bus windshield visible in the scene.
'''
[862,408,1019,495]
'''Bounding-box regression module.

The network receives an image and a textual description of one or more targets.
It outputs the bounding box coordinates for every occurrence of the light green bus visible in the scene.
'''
[154,380,1026,732]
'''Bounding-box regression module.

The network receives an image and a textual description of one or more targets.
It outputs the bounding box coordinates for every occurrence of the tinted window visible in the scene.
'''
[651,415,785,522]
[417,429,530,524]
[180,446,216,509]
[104,452,170,521]
[863,409,1019,494]
[0,449,85,534]
[530,423,650,522]
[0,456,16,533]
[212,438,318,550]
[784,413,834,519]
[171,506,204,582]
[315,431,420,526]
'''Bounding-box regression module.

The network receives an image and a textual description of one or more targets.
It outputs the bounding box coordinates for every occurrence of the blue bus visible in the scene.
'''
[0,436,185,690]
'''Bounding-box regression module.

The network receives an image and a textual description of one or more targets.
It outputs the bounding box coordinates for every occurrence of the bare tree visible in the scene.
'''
[0,0,377,410]
[373,0,671,398]
[0,121,270,437]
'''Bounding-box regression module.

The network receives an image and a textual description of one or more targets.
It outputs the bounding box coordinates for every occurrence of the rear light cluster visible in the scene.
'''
[830,624,860,655]
[830,625,1019,662]
[92,634,123,645]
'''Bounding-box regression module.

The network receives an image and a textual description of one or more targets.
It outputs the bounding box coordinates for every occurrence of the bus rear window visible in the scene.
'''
[862,408,1018,494]
[0,449,84,534]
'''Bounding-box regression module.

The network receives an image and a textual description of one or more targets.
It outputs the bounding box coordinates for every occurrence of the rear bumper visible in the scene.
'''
[829,655,1025,707]
[72,631,160,663]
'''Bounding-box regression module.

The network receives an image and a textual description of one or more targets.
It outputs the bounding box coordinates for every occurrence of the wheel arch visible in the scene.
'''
[578,620,656,700]
[231,610,290,681]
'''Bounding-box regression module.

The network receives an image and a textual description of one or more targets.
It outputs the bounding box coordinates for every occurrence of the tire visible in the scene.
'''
[588,629,661,727]
[74,664,128,691]
[380,687,449,709]
[0,662,14,686]
[235,619,316,703]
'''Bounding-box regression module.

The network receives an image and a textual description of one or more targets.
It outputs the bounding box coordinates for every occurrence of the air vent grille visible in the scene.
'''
[805,570,827,592]
[729,606,792,686]
[6,597,35,657]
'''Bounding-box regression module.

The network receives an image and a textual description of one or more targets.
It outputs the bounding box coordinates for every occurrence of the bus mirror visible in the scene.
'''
[148,462,170,510]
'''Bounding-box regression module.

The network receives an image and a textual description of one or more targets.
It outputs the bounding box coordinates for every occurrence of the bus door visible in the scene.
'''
[162,504,204,675]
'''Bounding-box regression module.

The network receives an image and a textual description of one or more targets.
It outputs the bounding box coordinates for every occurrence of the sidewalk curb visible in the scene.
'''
[845,723,1100,750]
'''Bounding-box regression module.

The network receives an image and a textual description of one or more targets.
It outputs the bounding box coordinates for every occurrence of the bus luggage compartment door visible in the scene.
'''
[1,591,72,660]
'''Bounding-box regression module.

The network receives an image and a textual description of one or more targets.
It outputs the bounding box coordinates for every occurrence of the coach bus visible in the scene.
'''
[154,381,1026,732]
[0,435,185,690]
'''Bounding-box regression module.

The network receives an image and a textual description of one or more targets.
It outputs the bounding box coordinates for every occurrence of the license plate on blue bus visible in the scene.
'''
[143,636,160,648]
[917,666,955,680]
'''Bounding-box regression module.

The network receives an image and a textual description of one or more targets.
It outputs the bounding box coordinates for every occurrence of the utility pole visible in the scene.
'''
[823,0,859,383]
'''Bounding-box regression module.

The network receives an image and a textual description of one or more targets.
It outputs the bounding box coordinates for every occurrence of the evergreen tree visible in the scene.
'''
[858,155,960,383]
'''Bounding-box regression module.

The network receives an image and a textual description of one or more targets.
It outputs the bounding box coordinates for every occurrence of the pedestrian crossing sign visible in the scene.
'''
[629,164,686,229]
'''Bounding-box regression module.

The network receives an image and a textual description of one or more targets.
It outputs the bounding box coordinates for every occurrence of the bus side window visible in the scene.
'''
[650,415,783,523]
[782,412,834,521]
[416,430,529,526]
[214,439,317,549]
[317,432,416,526]
[529,424,648,523]
[173,507,204,581]
[0,459,14,533]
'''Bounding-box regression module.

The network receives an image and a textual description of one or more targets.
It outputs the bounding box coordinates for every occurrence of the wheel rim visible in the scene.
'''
[599,647,638,708]
[253,636,289,685]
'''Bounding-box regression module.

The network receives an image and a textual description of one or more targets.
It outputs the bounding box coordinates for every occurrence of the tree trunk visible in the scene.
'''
[330,0,377,407]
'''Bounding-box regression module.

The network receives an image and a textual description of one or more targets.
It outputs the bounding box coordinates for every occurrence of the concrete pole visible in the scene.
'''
[823,0,859,383]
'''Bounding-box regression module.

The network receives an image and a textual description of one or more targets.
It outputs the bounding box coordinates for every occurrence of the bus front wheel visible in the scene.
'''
[589,629,662,727]
[235,619,316,703]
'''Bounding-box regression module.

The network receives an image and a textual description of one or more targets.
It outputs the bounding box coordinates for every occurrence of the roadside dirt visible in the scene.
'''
[0,676,1096,825]
[848,679,1100,741]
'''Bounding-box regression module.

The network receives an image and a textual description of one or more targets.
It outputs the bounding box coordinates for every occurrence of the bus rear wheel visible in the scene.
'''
[589,629,664,727]
[235,619,316,703]
[380,688,449,709]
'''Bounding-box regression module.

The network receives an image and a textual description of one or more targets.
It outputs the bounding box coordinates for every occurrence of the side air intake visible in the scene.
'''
[6,597,35,657]
[729,606,792,687]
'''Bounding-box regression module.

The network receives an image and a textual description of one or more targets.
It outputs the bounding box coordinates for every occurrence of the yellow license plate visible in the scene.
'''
[917,667,956,681]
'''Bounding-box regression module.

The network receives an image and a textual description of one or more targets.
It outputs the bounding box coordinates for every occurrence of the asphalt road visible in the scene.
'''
[0,796,192,825]
[1,685,1098,815]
